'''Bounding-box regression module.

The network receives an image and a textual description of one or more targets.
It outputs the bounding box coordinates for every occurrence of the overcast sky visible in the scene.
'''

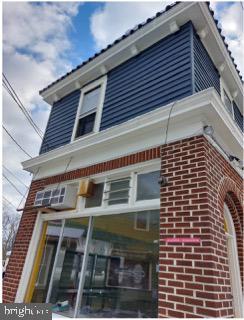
[2,1,243,213]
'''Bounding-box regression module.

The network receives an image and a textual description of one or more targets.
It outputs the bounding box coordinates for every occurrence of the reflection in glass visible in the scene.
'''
[31,220,63,303]
[49,218,89,318]
[78,210,159,318]
[137,171,160,201]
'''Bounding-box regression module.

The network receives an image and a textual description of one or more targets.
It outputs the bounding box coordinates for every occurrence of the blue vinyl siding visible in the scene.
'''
[39,22,224,154]
[193,31,220,94]
[40,90,80,154]
[233,101,243,132]
[100,22,193,131]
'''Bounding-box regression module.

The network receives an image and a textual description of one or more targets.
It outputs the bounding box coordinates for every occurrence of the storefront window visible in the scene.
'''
[31,210,159,318]
[49,218,89,317]
[78,210,159,318]
[31,220,63,303]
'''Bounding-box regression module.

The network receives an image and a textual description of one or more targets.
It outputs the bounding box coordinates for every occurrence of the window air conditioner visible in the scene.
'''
[34,185,77,210]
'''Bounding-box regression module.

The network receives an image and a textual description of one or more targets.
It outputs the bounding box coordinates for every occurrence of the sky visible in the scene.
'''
[2,1,243,214]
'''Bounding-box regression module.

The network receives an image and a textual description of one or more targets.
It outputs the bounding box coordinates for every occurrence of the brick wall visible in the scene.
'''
[2,146,160,303]
[3,135,243,318]
[159,135,243,318]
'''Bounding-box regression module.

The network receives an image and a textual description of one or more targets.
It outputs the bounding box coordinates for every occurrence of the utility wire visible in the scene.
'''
[3,165,29,189]
[3,196,17,211]
[3,125,33,158]
[3,173,26,198]
[3,73,44,139]
[17,167,41,210]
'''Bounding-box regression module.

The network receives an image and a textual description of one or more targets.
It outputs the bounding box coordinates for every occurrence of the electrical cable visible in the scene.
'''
[3,125,33,158]
[3,173,26,198]
[17,167,41,210]
[3,165,29,189]
[3,73,44,139]
[3,196,17,211]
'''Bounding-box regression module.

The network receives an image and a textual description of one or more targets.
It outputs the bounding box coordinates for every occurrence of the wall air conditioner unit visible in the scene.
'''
[34,185,77,210]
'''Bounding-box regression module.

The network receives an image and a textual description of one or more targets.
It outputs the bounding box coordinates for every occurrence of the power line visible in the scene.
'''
[3,73,44,139]
[3,196,17,211]
[3,125,33,158]
[3,165,29,189]
[3,173,26,198]
[17,166,41,210]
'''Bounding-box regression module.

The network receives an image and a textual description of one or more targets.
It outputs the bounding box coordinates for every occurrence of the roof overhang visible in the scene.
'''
[40,2,242,109]
[22,88,243,180]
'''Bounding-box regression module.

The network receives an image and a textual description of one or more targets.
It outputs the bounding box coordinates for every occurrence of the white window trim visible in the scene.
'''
[220,77,234,120]
[224,204,243,318]
[71,75,107,142]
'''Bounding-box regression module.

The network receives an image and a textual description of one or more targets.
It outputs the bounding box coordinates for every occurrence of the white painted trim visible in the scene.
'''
[41,202,160,222]
[71,76,107,142]
[15,213,43,302]
[41,2,193,102]
[224,204,243,318]
[198,2,242,92]
[45,220,65,303]
[22,88,243,179]
[40,2,241,108]
[220,77,235,120]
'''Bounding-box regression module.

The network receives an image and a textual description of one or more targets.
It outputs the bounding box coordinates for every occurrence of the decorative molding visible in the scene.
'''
[22,88,243,180]
[130,44,139,56]
[169,20,179,33]
[100,65,107,75]
[198,26,209,39]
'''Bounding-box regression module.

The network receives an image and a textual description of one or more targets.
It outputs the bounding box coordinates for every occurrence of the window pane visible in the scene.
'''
[110,179,130,191]
[76,113,96,138]
[137,171,160,201]
[31,220,63,303]
[80,87,101,116]
[85,183,104,208]
[78,210,159,318]
[106,178,130,206]
[49,218,89,318]
[223,90,232,114]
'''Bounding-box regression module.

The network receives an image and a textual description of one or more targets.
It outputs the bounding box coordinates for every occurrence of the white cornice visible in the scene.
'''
[198,2,242,92]
[22,88,243,179]
[40,2,242,110]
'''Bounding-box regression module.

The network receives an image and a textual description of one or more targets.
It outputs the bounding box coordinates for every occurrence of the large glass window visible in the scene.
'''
[31,220,63,303]
[78,210,159,318]
[31,210,159,317]
[48,218,89,317]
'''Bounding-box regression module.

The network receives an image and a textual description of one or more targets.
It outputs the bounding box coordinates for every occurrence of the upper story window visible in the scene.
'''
[72,76,107,140]
[221,79,243,132]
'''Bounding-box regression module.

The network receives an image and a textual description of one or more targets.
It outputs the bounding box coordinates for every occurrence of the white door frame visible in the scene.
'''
[224,203,243,318]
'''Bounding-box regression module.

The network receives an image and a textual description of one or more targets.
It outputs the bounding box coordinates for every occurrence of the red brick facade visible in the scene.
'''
[159,135,243,318]
[3,135,243,318]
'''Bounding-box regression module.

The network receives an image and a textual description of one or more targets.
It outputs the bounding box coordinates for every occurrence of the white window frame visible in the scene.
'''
[16,161,160,305]
[224,204,243,318]
[220,78,235,120]
[71,76,107,142]
[134,211,150,231]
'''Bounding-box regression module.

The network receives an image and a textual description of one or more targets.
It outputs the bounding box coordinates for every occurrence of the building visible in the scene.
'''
[3,2,243,318]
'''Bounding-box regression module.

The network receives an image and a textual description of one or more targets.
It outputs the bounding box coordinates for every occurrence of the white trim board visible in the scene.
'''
[41,2,242,109]
[22,88,243,180]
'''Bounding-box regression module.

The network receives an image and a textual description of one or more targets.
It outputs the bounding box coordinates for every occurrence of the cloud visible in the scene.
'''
[90,2,171,50]
[214,2,243,76]
[2,2,81,209]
